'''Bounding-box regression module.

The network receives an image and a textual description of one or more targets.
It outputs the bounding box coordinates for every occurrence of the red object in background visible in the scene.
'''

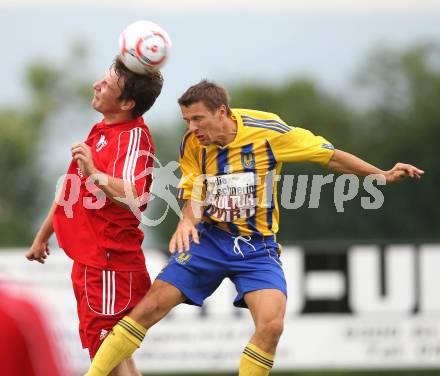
[0,283,70,376]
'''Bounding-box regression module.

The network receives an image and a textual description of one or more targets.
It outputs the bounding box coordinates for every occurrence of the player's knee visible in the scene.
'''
[131,281,183,327]
[257,318,284,342]
[136,296,161,318]
[268,318,284,340]
[134,293,171,324]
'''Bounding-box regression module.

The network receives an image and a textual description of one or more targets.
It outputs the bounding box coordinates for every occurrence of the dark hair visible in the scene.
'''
[114,56,164,118]
[178,80,231,116]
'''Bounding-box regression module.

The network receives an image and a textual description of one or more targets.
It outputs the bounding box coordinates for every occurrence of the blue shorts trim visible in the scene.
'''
[156,223,287,308]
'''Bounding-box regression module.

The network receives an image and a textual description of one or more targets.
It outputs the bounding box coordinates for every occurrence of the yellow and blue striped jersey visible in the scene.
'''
[177,108,335,237]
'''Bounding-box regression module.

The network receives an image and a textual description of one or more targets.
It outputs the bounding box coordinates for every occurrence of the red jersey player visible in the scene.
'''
[25,57,163,375]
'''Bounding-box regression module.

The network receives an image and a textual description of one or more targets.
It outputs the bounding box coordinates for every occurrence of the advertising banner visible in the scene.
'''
[2,244,440,373]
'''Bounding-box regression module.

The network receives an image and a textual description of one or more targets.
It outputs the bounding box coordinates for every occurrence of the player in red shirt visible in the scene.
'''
[25,57,163,375]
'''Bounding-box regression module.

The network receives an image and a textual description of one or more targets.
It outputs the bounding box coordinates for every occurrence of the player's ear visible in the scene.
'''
[120,99,135,112]
[218,105,227,120]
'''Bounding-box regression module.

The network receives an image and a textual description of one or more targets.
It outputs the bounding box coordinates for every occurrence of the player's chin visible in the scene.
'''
[91,97,100,109]
[198,138,211,146]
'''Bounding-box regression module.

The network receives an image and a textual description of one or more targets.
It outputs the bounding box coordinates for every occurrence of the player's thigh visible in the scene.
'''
[244,288,287,326]
[230,250,287,309]
[130,279,186,327]
[138,279,186,311]
[156,241,227,307]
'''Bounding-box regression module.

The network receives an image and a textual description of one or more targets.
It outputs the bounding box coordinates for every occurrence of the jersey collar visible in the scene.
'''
[97,116,144,129]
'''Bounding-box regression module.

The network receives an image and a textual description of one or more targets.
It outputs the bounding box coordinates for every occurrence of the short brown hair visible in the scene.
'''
[114,56,164,118]
[178,80,231,115]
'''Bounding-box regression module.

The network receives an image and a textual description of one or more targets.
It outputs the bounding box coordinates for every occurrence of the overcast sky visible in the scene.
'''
[1,2,439,124]
[3,0,440,12]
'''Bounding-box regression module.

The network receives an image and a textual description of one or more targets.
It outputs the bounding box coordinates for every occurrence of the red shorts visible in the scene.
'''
[71,262,151,358]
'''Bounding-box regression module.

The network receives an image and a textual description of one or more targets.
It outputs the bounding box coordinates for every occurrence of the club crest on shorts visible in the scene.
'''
[176,252,191,265]
[241,152,255,169]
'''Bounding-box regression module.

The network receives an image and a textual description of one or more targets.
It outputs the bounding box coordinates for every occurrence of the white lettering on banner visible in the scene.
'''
[282,249,304,315]
[205,172,256,221]
[349,245,417,314]
[419,245,440,313]
[305,271,345,300]
[2,244,440,373]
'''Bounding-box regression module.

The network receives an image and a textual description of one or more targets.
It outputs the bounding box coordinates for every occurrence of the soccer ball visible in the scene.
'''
[119,20,172,74]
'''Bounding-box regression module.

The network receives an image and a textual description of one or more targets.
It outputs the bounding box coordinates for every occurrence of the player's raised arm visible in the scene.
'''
[25,200,57,264]
[169,199,203,254]
[326,149,424,183]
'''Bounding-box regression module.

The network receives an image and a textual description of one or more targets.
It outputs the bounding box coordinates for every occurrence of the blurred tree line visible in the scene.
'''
[151,41,440,247]
[0,42,93,246]
[0,41,438,248]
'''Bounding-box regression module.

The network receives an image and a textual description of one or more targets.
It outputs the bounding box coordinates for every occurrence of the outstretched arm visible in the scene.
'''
[327,149,424,183]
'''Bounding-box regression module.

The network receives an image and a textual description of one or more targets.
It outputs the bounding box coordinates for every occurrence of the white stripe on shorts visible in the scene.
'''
[102,270,106,314]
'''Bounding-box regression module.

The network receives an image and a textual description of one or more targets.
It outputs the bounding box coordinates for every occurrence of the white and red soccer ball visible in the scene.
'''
[119,20,172,74]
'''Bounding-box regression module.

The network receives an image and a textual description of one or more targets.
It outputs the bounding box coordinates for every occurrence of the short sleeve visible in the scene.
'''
[176,130,203,201]
[268,127,335,165]
[108,127,154,198]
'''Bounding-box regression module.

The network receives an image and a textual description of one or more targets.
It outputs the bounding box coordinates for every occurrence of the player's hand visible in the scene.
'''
[71,142,97,177]
[25,239,50,264]
[384,163,424,183]
[169,218,200,254]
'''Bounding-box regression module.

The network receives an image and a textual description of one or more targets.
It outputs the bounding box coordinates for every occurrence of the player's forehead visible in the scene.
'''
[180,101,213,117]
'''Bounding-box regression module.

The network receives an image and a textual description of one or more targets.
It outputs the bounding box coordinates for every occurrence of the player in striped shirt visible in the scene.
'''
[26,57,163,375]
[87,80,423,376]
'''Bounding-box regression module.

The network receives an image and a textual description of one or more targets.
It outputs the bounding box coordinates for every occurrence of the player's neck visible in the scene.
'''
[103,112,133,126]
[216,118,237,146]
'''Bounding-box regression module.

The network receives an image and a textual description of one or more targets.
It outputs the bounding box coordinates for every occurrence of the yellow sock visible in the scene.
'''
[85,316,147,376]
[239,342,274,376]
